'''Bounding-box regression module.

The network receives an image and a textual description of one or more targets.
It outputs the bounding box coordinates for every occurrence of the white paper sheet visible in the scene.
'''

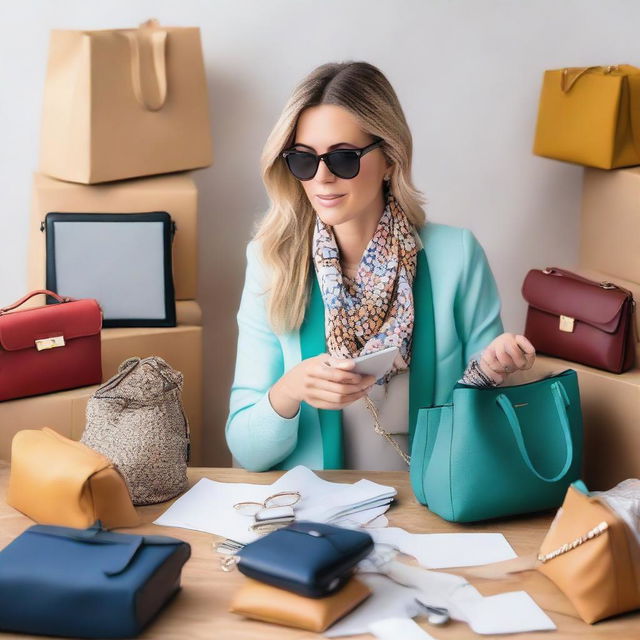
[461,591,557,634]
[369,617,436,640]
[369,527,517,568]
[324,574,421,638]
[154,465,396,543]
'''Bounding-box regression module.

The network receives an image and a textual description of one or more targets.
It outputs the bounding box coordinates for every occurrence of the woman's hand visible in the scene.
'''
[269,354,376,418]
[479,333,536,385]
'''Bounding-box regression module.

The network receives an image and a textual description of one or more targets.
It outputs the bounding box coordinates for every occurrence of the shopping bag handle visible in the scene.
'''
[0,289,71,315]
[122,20,168,111]
[560,65,617,92]
[496,381,574,483]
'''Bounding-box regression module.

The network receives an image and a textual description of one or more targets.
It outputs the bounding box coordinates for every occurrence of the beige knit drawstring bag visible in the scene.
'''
[81,356,190,505]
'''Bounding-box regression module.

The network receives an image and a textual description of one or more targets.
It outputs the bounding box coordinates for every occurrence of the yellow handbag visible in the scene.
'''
[536,481,640,623]
[533,64,640,168]
[7,427,139,529]
[229,577,371,632]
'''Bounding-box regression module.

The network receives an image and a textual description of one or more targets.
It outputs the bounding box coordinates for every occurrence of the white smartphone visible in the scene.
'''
[349,346,399,380]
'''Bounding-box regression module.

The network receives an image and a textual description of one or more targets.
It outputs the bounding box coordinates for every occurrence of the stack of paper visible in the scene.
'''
[154,465,396,544]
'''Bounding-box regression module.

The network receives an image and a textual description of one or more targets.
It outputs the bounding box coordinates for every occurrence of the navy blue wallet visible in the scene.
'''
[236,521,373,598]
[0,522,190,638]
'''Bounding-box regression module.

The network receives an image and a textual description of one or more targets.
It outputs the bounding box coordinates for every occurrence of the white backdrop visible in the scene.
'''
[0,0,634,464]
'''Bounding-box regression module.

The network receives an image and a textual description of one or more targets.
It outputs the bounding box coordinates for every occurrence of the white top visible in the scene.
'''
[339,255,414,471]
[343,371,410,471]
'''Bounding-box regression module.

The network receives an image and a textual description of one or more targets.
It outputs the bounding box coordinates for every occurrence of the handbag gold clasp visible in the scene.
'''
[35,336,66,351]
[559,315,575,333]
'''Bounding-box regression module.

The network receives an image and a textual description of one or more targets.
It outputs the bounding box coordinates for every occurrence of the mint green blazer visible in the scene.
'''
[225,223,504,471]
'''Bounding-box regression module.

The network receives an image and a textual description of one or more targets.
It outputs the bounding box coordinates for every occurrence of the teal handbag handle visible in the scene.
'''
[496,380,573,483]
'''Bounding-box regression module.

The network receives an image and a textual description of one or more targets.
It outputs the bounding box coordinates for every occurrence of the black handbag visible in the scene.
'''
[235,521,373,598]
[42,211,176,328]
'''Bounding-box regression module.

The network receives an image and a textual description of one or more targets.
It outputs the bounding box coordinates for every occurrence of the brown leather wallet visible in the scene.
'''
[229,576,371,632]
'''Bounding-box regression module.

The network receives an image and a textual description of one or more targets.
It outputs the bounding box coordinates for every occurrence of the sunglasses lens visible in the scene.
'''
[326,150,360,179]
[285,152,318,180]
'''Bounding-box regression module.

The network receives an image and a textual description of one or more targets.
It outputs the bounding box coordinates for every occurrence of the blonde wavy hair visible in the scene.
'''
[255,61,426,334]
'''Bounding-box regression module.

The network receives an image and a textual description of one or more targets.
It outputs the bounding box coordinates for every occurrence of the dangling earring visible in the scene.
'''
[383,174,392,201]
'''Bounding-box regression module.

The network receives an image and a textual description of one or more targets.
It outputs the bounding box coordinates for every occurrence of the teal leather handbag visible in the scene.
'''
[410,369,583,522]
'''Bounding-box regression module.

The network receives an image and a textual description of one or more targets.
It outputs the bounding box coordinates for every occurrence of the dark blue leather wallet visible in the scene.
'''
[236,521,373,598]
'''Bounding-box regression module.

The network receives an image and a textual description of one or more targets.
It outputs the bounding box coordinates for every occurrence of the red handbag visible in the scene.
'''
[522,268,637,374]
[0,290,102,401]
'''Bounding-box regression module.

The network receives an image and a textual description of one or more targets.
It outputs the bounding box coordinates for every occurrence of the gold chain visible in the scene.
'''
[363,395,410,465]
[537,521,609,564]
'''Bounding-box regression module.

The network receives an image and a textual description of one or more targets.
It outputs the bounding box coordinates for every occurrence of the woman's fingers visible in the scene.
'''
[479,349,505,383]
[307,387,369,409]
[515,334,535,355]
[503,339,528,369]
[483,343,511,373]
[308,377,373,398]
[515,334,536,370]
[311,358,372,386]
[295,354,373,409]
[483,334,537,376]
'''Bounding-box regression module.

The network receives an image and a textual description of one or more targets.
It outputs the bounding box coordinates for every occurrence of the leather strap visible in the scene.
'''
[496,380,574,483]
[541,267,633,299]
[560,66,606,93]
[0,289,71,315]
[122,20,168,111]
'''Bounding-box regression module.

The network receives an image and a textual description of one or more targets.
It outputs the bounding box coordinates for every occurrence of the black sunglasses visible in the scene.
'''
[281,139,384,180]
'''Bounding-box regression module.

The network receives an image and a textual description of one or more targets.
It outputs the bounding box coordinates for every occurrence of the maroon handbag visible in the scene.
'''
[522,268,637,374]
[0,290,102,401]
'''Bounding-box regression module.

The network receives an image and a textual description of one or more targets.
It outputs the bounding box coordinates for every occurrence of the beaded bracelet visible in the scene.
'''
[461,358,499,389]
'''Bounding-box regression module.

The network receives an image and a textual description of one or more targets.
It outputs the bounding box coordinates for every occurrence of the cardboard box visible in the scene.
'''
[176,300,202,326]
[0,385,95,465]
[0,325,203,465]
[521,355,640,490]
[28,172,199,300]
[580,167,640,284]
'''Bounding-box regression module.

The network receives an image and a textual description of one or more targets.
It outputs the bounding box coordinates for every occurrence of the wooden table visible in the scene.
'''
[0,464,638,639]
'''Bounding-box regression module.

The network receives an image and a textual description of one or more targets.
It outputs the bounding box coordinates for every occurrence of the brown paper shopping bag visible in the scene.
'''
[39,19,213,184]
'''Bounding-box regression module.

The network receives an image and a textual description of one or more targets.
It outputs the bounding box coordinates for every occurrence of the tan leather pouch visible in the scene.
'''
[229,576,371,632]
[7,427,139,529]
[537,485,640,623]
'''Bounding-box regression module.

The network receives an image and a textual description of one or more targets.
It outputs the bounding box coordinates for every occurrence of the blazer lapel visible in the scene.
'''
[409,248,436,448]
[299,277,343,469]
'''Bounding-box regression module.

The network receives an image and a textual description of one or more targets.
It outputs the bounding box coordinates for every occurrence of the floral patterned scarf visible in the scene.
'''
[312,193,419,383]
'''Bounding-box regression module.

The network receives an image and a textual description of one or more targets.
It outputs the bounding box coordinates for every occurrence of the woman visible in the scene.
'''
[226,62,535,472]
